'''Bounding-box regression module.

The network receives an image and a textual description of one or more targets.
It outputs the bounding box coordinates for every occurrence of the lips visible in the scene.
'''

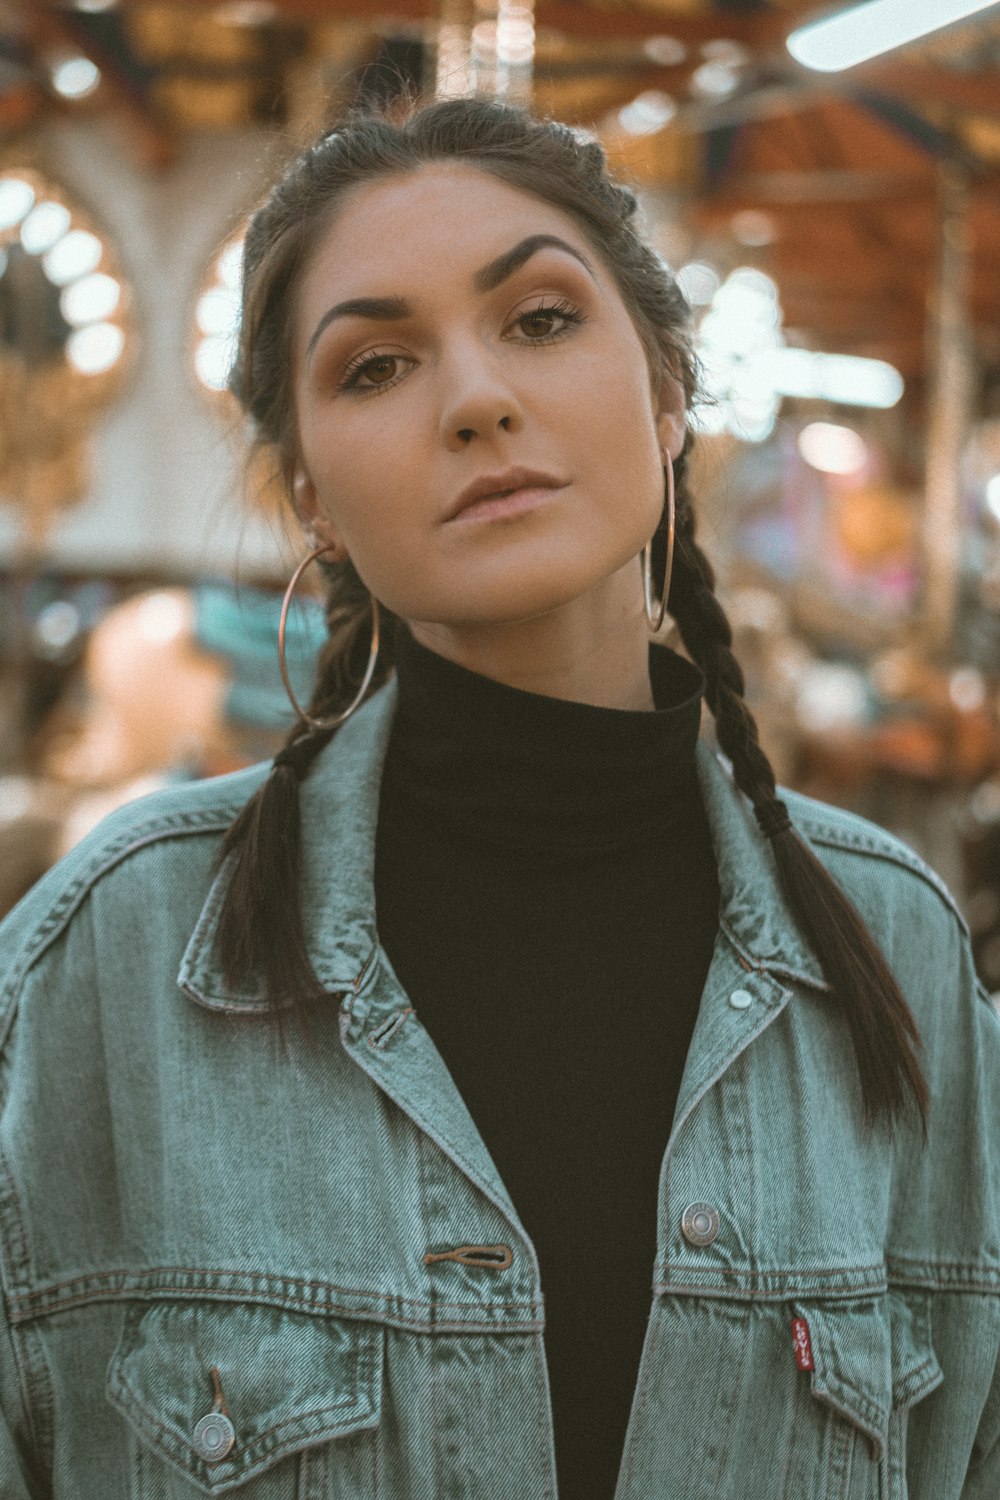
[446,466,567,521]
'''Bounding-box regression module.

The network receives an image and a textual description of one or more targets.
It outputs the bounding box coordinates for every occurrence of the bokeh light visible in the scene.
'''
[0,178,35,231]
[66,322,125,375]
[50,56,101,100]
[798,422,869,475]
[43,229,103,286]
[20,201,72,256]
[60,273,122,327]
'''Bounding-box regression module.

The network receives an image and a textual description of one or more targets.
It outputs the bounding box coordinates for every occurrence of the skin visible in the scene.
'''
[291,162,686,711]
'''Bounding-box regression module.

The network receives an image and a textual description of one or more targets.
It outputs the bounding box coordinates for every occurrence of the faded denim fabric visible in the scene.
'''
[0,678,997,1498]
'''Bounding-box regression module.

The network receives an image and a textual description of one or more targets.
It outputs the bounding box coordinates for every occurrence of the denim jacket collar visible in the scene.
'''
[178,675,828,1015]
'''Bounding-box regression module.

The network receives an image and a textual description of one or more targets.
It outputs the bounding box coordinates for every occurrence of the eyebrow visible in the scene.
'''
[305,233,597,363]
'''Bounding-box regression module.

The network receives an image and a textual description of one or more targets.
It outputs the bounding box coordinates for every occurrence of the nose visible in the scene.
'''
[437,340,525,449]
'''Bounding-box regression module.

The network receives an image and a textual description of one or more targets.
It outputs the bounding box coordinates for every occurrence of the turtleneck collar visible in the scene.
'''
[380,627,706,853]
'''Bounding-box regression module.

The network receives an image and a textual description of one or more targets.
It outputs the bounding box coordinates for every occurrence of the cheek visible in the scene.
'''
[568,344,658,442]
[580,378,663,501]
[296,421,379,536]
[308,459,428,596]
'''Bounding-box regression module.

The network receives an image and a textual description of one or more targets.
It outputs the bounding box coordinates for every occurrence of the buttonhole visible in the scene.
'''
[424,1244,514,1271]
[368,1007,414,1049]
[209,1365,232,1418]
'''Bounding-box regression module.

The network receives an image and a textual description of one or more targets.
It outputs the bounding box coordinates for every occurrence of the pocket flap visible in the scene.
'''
[106,1301,383,1495]
[793,1298,892,1459]
[886,1290,943,1411]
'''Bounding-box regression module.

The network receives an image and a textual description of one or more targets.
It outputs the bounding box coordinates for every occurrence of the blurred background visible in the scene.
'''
[1,0,999,997]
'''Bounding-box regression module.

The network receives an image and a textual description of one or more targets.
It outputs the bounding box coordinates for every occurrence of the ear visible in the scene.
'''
[653,372,687,464]
[291,463,349,561]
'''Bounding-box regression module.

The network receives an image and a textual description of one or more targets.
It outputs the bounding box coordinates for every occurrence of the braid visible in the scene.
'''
[213,94,928,1128]
[665,448,928,1131]
[667,454,779,816]
[213,561,399,1020]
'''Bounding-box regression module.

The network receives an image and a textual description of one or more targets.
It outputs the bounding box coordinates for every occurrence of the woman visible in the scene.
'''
[0,96,996,1499]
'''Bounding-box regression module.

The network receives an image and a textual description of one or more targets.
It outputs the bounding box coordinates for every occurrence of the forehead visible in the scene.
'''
[297,162,599,309]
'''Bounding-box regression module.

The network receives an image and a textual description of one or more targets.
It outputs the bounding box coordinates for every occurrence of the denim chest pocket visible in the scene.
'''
[105,1301,384,1497]
[792,1293,943,1500]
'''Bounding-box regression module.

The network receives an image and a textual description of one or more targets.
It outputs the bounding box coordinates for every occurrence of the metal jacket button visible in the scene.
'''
[728,988,753,1010]
[195,1366,235,1462]
[193,1411,235,1463]
[681,1202,721,1247]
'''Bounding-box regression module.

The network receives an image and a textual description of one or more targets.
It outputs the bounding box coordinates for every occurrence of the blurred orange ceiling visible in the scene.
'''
[6,0,1000,390]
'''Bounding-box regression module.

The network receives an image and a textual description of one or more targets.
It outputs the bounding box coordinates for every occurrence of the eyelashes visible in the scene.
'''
[339,351,407,398]
[512,297,586,343]
[336,297,588,399]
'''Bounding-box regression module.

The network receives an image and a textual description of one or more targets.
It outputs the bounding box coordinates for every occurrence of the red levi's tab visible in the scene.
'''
[790,1317,815,1371]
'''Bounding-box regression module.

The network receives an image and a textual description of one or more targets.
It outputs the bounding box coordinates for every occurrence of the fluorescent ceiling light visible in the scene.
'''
[760,348,904,407]
[787,0,997,73]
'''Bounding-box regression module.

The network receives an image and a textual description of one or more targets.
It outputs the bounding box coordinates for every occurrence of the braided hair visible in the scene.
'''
[216,94,926,1129]
[661,445,926,1127]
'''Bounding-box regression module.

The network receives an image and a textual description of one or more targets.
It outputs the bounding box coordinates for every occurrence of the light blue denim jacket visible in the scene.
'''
[0,679,997,1498]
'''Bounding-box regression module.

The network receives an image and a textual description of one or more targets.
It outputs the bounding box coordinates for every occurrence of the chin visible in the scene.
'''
[429,565,635,629]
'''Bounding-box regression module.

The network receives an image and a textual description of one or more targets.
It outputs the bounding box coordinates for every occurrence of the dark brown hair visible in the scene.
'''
[217,94,927,1130]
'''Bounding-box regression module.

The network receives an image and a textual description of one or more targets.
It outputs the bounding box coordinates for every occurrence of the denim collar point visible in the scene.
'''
[694,747,827,991]
[178,685,396,1011]
[178,677,828,1014]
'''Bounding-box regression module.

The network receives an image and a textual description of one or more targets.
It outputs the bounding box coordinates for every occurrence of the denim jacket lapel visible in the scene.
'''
[663,747,828,1176]
[178,678,529,1239]
[178,687,829,1254]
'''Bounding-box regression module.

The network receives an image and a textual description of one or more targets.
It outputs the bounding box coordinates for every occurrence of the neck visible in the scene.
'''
[405,558,655,712]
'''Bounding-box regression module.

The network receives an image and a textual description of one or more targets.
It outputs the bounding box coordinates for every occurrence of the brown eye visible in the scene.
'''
[521,309,560,338]
[510,298,585,344]
[364,356,397,384]
[340,350,411,395]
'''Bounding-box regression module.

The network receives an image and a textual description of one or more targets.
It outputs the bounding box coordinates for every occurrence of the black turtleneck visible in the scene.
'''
[374,629,720,1498]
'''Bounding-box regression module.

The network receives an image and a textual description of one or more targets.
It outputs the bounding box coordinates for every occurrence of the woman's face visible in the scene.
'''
[291,163,685,631]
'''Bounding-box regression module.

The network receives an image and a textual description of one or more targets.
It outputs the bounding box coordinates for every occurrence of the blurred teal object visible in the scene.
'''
[193,583,327,729]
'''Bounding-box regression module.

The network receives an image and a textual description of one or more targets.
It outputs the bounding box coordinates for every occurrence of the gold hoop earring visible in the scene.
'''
[641,458,676,633]
[278,545,380,730]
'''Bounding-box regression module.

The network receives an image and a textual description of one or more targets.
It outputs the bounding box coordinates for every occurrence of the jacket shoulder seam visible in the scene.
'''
[0,807,236,1022]
[791,809,969,935]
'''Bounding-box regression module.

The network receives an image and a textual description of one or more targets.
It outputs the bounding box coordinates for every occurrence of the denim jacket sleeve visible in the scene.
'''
[0,688,997,1499]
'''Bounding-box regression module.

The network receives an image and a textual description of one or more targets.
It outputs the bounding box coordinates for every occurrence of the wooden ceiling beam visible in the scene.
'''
[857,62,1000,116]
[699,169,935,208]
[539,2,786,46]
[778,300,919,332]
[111,0,1000,89]
[781,267,999,299]
[130,0,789,47]
[767,244,933,276]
